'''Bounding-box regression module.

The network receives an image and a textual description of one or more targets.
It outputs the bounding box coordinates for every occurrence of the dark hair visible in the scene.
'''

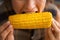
[3,0,15,15]
[3,0,12,12]
[46,0,54,3]
[0,0,15,24]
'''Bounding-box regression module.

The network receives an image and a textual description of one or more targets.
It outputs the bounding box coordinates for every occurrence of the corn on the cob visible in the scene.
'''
[9,12,52,29]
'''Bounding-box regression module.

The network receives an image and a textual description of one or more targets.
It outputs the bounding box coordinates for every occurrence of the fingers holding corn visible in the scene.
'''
[0,21,14,40]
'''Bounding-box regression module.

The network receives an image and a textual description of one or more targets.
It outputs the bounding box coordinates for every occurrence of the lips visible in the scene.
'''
[19,11,38,14]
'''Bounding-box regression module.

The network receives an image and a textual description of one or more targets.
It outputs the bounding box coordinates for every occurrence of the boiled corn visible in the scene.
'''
[9,12,52,29]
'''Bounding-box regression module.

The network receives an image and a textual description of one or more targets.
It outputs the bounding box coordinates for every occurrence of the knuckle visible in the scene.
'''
[1,33,4,39]
[9,25,13,31]
[0,34,5,40]
[0,29,2,33]
[59,30,60,33]
[57,29,60,33]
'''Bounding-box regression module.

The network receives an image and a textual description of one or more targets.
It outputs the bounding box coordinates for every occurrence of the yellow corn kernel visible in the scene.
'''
[9,12,52,29]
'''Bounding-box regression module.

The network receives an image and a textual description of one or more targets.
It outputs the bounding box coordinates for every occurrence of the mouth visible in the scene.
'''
[19,11,38,14]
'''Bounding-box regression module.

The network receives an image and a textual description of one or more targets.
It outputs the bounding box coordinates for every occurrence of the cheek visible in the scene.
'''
[36,0,46,12]
[12,0,25,13]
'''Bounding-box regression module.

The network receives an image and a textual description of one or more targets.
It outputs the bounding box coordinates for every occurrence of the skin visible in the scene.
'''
[12,0,46,13]
[0,0,60,40]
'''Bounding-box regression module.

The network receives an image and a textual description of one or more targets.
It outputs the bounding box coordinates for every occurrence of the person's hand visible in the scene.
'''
[46,19,60,40]
[45,7,60,40]
[0,21,14,40]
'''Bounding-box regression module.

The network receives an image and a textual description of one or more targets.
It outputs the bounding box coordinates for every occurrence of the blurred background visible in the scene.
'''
[54,0,60,9]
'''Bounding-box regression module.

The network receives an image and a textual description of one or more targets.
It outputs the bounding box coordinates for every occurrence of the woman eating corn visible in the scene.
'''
[0,0,60,40]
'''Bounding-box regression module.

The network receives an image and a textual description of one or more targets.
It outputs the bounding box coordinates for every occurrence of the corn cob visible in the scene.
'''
[9,12,52,29]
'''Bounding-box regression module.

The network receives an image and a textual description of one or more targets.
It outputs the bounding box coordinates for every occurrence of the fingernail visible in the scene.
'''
[10,25,13,27]
[7,21,10,24]
[52,18,55,21]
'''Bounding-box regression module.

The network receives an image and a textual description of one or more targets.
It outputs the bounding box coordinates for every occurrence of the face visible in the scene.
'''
[12,0,46,13]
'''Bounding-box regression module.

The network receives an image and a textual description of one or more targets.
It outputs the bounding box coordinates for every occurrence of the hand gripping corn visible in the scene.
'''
[9,12,53,29]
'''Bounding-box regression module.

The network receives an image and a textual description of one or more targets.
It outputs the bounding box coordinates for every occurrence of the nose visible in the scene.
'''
[21,0,38,13]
